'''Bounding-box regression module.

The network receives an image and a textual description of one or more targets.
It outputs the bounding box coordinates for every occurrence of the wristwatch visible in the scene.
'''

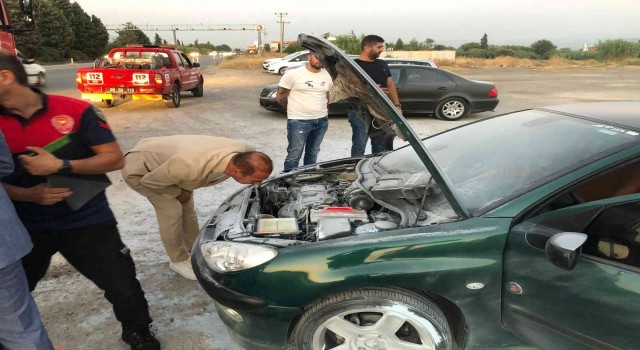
[57,159,73,175]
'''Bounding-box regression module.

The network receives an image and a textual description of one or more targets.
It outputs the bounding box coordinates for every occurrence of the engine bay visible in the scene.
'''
[225,160,457,244]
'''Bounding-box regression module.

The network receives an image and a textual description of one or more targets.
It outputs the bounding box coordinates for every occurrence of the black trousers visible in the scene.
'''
[21,219,153,332]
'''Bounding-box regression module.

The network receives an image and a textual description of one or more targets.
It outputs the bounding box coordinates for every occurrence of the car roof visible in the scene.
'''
[538,102,640,131]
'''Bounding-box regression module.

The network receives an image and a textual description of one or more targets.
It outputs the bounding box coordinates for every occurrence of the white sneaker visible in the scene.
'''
[169,257,197,280]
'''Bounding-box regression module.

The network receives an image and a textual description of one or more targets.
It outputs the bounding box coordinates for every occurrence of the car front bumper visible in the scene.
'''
[192,238,298,349]
[215,301,299,350]
[259,97,284,112]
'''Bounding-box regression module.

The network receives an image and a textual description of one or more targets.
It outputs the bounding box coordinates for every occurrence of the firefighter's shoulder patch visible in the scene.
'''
[92,106,108,123]
[91,106,111,130]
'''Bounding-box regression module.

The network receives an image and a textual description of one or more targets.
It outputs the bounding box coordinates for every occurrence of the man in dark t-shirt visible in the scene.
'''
[0,52,160,350]
[349,34,402,156]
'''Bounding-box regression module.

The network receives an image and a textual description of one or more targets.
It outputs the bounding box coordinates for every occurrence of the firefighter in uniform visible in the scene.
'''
[0,52,161,350]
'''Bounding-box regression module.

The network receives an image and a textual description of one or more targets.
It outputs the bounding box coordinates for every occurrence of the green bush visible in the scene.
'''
[466,48,488,58]
[68,49,90,62]
[284,44,304,54]
[597,39,640,61]
[492,48,515,57]
[554,50,597,60]
[513,50,540,59]
[36,47,64,62]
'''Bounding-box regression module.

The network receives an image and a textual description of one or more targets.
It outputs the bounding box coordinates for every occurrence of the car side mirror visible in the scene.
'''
[23,58,34,64]
[545,232,588,271]
[193,62,200,68]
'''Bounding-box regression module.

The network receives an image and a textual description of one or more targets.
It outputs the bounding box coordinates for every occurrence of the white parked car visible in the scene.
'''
[262,50,309,75]
[17,50,46,87]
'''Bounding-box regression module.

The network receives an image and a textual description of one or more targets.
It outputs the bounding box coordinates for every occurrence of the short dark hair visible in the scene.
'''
[0,52,28,87]
[361,35,385,50]
[232,151,273,175]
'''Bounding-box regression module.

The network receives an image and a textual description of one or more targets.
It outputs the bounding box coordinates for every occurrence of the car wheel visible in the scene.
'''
[191,79,204,97]
[278,67,287,75]
[102,99,115,108]
[164,83,181,108]
[291,288,453,350]
[436,97,469,121]
[37,72,46,87]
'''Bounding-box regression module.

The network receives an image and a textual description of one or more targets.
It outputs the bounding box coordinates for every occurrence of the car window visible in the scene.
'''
[180,53,193,67]
[172,52,184,67]
[436,72,453,83]
[390,67,401,84]
[533,160,640,215]
[405,68,436,84]
[583,202,640,268]
[291,54,306,62]
[379,110,640,213]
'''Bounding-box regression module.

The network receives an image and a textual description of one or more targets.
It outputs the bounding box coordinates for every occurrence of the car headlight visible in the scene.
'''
[200,242,277,272]
[269,90,277,98]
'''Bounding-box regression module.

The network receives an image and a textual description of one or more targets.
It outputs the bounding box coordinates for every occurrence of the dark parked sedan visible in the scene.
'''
[259,63,498,121]
[196,33,640,350]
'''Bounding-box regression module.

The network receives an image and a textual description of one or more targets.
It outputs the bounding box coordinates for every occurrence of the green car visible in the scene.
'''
[193,33,640,350]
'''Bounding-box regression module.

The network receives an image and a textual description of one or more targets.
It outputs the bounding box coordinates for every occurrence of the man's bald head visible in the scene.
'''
[227,151,273,184]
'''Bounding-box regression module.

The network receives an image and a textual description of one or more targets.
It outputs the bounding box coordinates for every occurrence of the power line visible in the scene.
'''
[274,13,289,53]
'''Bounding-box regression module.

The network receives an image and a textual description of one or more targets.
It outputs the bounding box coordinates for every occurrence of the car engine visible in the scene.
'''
[238,165,455,243]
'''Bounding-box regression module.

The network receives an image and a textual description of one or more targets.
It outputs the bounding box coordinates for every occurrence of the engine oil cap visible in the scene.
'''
[374,221,398,230]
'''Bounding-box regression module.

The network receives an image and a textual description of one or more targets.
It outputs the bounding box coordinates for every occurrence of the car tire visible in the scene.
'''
[191,78,204,97]
[102,99,115,108]
[164,83,181,108]
[291,288,453,350]
[278,67,287,75]
[37,72,46,87]
[436,97,469,121]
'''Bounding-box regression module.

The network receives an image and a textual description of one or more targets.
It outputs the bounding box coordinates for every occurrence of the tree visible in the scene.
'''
[162,39,168,45]
[35,0,73,61]
[407,38,420,51]
[530,39,557,59]
[459,42,482,51]
[480,33,488,49]
[86,15,109,59]
[214,44,232,52]
[67,2,95,59]
[153,33,163,45]
[395,38,404,50]
[333,33,363,55]
[112,22,151,47]
[422,38,435,50]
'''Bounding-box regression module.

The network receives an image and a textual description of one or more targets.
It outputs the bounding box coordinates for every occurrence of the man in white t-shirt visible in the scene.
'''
[276,52,333,171]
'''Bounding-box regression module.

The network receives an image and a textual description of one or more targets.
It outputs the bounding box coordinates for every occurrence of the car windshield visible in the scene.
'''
[376,110,639,214]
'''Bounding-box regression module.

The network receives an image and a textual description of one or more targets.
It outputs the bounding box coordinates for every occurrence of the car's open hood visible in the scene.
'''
[297,33,467,218]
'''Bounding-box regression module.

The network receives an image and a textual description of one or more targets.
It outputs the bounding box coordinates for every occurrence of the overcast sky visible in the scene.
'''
[76,0,639,50]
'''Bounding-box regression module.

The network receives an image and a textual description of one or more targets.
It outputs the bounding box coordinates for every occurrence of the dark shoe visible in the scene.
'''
[122,328,161,350]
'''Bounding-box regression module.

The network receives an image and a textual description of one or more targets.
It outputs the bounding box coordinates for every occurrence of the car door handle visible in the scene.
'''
[438,87,448,90]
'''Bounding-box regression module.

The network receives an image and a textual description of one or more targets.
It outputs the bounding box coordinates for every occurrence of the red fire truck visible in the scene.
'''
[76,45,204,108]
[0,0,36,54]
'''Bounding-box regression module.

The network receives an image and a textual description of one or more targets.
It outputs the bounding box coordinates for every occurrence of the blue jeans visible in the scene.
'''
[284,117,329,171]
[0,261,53,350]
[348,108,394,157]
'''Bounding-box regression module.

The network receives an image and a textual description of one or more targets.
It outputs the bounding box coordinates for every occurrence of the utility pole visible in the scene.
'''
[274,12,289,52]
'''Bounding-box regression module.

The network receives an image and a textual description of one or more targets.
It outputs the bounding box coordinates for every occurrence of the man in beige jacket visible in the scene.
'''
[121,135,273,280]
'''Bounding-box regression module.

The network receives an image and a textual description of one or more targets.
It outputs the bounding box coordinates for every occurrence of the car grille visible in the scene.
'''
[260,88,272,97]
